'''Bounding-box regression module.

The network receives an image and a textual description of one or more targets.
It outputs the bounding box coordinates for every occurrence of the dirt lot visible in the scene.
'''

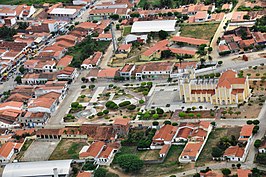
[49,139,88,160]
[242,65,266,79]
[180,23,219,40]
[196,127,241,167]
[21,140,59,161]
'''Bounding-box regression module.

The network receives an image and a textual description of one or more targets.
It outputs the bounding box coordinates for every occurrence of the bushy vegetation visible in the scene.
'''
[252,15,266,33]
[0,26,17,41]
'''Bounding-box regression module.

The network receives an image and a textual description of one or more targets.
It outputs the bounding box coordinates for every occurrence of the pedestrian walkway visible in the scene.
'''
[90,87,105,103]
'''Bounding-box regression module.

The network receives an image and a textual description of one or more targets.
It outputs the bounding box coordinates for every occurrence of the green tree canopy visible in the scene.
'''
[117,154,144,172]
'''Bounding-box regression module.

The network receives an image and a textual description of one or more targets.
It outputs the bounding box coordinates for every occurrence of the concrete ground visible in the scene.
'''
[20,140,59,162]
[147,86,181,109]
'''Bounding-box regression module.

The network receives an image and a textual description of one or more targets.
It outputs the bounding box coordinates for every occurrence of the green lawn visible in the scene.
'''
[122,26,132,36]
[49,139,87,160]
[0,0,71,5]
[180,23,220,41]
[138,0,160,8]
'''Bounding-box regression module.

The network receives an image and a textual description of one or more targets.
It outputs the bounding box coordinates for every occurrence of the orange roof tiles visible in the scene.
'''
[118,43,132,51]
[224,146,244,158]
[77,172,92,177]
[169,48,196,55]
[142,40,169,57]
[191,89,215,95]
[120,64,134,73]
[58,66,75,75]
[80,141,105,158]
[237,169,251,177]
[181,142,203,157]
[240,125,254,137]
[218,44,230,52]
[14,128,35,136]
[76,22,97,29]
[177,127,193,139]
[174,62,197,69]
[57,55,73,67]
[0,101,23,109]
[99,146,114,158]
[97,68,119,78]
[195,11,208,20]
[82,51,102,65]
[217,70,246,89]
[159,144,170,154]
[142,62,173,72]
[98,33,112,39]
[114,118,130,126]
[0,142,16,158]
[153,124,178,142]
[232,12,248,22]
[172,36,208,46]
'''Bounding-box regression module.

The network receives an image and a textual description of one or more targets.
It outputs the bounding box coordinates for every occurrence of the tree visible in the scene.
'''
[103,110,109,114]
[164,120,171,125]
[236,163,241,169]
[81,85,86,89]
[253,120,260,125]
[139,100,145,104]
[218,61,223,65]
[127,104,137,110]
[15,76,22,84]
[254,139,262,148]
[247,120,253,124]
[152,121,159,126]
[94,167,107,177]
[208,47,213,52]
[71,102,79,108]
[193,173,200,177]
[221,168,231,176]
[256,153,266,165]
[156,108,164,114]
[212,147,223,157]
[161,50,172,59]
[152,114,159,119]
[253,125,259,134]
[158,30,168,40]
[0,26,17,40]
[19,66,26,74]
[89,84,95,90]
[179,112,186,118]
[172,122,178,126]
[117,154,144,172]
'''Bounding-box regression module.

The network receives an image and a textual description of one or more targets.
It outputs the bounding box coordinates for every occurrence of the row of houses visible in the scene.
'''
[218,27,266,55]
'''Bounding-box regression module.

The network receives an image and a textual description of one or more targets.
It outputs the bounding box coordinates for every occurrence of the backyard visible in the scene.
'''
[15,139,33,160]
[196,127,241,167]
[49,139,88,160]
[180,23,220,40]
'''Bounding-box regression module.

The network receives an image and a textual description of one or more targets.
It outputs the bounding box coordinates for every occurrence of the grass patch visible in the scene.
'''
[0,0,71,5]
[180,23,219,40]
[49,139,87,160]
[123,26,132,36]
[138,0,160,8]
[196,127,241,167]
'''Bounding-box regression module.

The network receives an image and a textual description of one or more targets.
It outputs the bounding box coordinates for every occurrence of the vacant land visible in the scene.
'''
[196,127,241,167]
[15,139,33,160]
[21,140,59,161]
[180,23,219,40]
[123,26,132,36]
[0,0,71,5]
[49,139,87,160]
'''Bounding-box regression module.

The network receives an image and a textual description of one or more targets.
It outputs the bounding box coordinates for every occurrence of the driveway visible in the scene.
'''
[20,140,59,162]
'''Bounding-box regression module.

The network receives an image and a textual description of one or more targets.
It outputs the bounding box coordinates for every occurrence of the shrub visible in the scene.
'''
[152,121,159,126]
[246,120,253,124]
[127,104,137,110]
[156,108,164,114]
[179,112,186,117]
[164,120,171,125]
[139,100,145,104]
[152,114,159,119]
[97,112,104,116]
[103,110,109,114]
[71,102,79,108]
[172,122,178,126]
[81,85,86,89]
[119,101,131,107]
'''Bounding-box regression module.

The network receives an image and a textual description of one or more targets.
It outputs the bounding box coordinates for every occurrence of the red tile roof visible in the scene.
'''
[57,55,73,67]
[159,144,170,155]
[195,11,208,20]
[80,141,105,158]
[118,43,132,51]
[181,142,203,157]
[99,146,114,158]
[191,89,215,95]
[114,118,130,126]
[169,48,196,56]
[77,172,92,177]
[120,64,134,72]
[224,146,244,158]
[153,124,178,142]
[237,169,251,177]
[218,45,230,52]
[240,125,254,138]
[142,40,169,57]
[97,68,119,78]
[172,36,208,45]
[217,70,246,89]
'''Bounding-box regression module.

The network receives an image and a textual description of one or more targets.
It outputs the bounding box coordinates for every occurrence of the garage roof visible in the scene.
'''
[131,20,176,33]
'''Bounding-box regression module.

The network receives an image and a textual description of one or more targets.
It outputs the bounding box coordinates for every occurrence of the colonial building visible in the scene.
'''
[179,70,251,105]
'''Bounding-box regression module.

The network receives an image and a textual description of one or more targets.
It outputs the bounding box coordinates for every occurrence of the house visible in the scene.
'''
[96,146,117,165]
[89,8,130,21]
[6,93,31,103]
[231,12,248,22]
[97,33,112,41]
[34,81,68,98]
[57,67,77,81]
[79,141,105,160]
[218,44,231,54]
[223,145,245,162]
[26,19,59,33]
[131,20,176,33]
[81,52,103,69]
[115,43,132,59]
[238,124,254,142]
[253,32,266,45]
[179,70,251,105]
[141,40,169,60]
[139,62,174,80]
[18,112,50,128]
[22,73,56,85]
[0,142,22,164]
[152,124,178,146]
[194,11,208,22]
[124,34,148,44]
[179,142,203,163]
[169,48,196,57]
[170,62,197,79]
[56,55,73,70]
[222,3,233,11]
[119,64,135,80]
[0,101,23,111]
[113,118,131,136]
[97,68,120,80]
[159,144,170,158]
[48,7,80,21]
[27,94,59,114]
[200,170,223,177]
